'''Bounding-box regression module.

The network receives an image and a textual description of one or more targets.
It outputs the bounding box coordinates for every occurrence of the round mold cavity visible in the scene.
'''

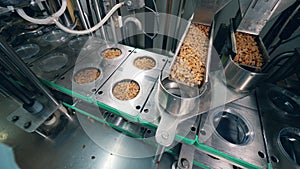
[112,79,140,101]
[268,88,300,117]
[100,47,122,59]
[68,36,88,51]
[39,53,68,72]
[212,111,253,145]
[278,127,300,166]
[15,44,40,60]
[133,56,156,70]
[44,30,67,43]
[73,67,101,85]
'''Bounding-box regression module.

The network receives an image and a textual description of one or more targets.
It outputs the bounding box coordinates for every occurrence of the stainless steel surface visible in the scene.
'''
[157,77,204,116]
[270,0,297,20]
[257,84,300,123]
[222,54,266,92]
[56,41,133,97]
[194,148,237,169]
[75,100,159,158]
[94,48,168,117]
[143,69,248,123]
[30,36,90,82]
[260,120,300,169]
[238,0,282,35]
[25,28,72,64]
[257,84,300,169]
[14,43,40,60]
[43,29,69,43]
[193,0,230,25]
[139,80,200,142]
[2,1,297,168]
[198,94,268,168]
[177,144,195,169]
[155,111,181,147]
[0,96,175,169]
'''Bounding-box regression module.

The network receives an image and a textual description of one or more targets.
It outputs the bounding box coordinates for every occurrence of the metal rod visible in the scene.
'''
[154,145,165,165]
[110,17,118,43]
[0,71,33,105]
[93,0,107,40]
[0,36,59,107]
[0,54,35,91]
[74,0,91,30]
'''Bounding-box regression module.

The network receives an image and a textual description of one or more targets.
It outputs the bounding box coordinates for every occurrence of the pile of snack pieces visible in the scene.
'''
[74,68,101,84]
[134,57,156,70]
[101,48,122,59]
[170,24,209,87]
[234,32,263,68]
[112,81,140,100]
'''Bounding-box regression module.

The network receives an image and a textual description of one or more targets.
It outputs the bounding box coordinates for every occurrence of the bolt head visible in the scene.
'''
[181,159,189,168]
[161,132,169,139]
[126,1,132,6]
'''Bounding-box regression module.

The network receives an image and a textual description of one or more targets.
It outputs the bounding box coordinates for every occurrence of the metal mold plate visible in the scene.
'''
[29,36,102,82]
[43,30,68,43]
[67,36,105,63]
[74,101,162,159]
[261,119,300,169]
[24,29,73,64]
[39,52,69,72]
[257,83,300,124]
[68,36,89,51]
[198,102,268,168]
[257,84,300,169]
[55,43,134,98]
[194,148,238,169]
[14,43,40,60]
[93,49,168,117]
[30,52,74,82]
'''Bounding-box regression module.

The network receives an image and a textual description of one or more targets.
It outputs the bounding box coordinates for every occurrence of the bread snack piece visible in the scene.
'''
[113,81,140,100]
[74,68,101,84]
[234,32,263,68]
[134,57,156,70]
[101,48,122,59]
[170,24,209,87]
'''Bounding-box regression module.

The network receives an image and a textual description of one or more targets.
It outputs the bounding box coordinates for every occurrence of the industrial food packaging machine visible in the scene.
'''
[0,0,299,168]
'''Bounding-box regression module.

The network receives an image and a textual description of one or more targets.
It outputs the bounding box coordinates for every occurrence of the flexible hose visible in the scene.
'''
[16,0,67,25]
[16,1,124,35]
[53,2,124,35]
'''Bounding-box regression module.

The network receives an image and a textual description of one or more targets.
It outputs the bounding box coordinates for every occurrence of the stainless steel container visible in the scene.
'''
[223,54,266,92]
[157,77,206,116]
[222,33,269,92]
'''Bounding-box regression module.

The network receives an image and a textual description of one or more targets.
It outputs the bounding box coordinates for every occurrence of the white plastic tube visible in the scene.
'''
[16,0,67,25]
[54,2,124,35]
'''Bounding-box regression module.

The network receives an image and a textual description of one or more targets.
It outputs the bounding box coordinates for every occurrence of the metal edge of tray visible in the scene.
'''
[168,14,194,71]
